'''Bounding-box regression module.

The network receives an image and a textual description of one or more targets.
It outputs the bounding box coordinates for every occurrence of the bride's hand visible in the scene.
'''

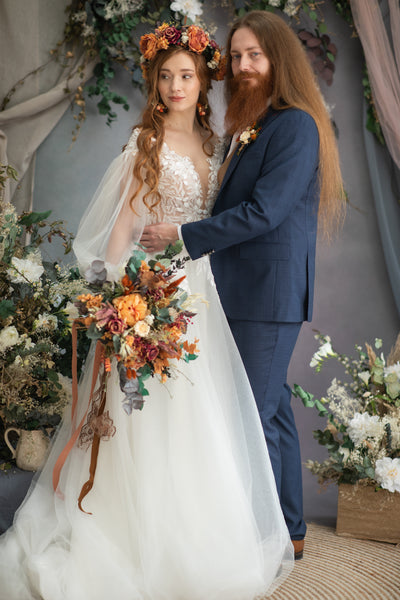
[140,223,179,253]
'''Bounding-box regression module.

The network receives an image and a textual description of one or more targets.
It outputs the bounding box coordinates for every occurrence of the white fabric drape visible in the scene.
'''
[350,0,400,170]
[0,0,95,213]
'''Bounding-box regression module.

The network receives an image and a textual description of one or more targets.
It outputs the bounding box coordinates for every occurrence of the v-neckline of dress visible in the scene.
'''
[162,141,214,209]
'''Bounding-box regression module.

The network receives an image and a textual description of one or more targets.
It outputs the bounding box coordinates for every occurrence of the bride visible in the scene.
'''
[0,22,293,600]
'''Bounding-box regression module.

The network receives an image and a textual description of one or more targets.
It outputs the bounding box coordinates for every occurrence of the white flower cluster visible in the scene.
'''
[327,379,363,424]
[33,313,58,332]
[283,0,300,17]
[104,0,145,20]
[7,250,44,284]
[375,457,400,493]
[347,412,383,446]
[0,326,20,353]
[384,362,400,399]
[310,339,336,368]
[170,0,203,22]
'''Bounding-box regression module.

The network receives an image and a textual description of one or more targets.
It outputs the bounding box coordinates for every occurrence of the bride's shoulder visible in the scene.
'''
[123,127,141,155]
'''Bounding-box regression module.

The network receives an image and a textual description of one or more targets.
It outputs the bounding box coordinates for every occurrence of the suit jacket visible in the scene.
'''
[182,108,320,323]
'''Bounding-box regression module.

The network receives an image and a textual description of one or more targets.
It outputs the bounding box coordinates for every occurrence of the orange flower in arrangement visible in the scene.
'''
[113,293,148,327]
[187,25,209,53]
[77,293,104,310]
[153,355,170,376]
[183,339,199,355]
[121,274,134,293]
[139,33,158,60]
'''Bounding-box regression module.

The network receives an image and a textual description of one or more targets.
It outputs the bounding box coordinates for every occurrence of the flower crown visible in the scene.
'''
[139,22,226,81]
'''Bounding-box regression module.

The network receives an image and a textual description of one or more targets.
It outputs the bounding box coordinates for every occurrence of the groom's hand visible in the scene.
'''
[140,223,179,253]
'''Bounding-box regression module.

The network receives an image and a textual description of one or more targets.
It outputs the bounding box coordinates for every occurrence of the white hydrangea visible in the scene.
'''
[0,326,20,353]
[347,412,383,447]
[375,457,400,493]
[170,0,203,22]
[7,250,44,284]
[268,0,281,7]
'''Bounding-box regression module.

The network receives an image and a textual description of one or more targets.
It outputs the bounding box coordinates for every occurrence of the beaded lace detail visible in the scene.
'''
[124,128,224,225]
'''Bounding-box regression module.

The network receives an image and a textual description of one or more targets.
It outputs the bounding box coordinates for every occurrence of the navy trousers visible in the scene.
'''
[227,318,306,540]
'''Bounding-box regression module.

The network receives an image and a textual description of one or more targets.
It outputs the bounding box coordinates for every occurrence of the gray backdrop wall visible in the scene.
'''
[32,2,400,526]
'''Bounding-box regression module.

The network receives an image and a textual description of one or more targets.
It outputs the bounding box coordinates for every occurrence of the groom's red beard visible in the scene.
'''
[225,72,273,136]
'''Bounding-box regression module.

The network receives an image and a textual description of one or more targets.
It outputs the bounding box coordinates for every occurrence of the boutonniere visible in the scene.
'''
[236,123,261,155]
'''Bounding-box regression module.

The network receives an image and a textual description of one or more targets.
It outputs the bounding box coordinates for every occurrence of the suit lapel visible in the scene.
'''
[218,109,280,195]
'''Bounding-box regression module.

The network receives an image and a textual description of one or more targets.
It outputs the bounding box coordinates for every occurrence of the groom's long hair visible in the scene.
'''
[226,11,346,238]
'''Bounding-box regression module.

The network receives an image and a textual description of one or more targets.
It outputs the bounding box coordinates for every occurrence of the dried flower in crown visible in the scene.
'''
[139,22,226,81]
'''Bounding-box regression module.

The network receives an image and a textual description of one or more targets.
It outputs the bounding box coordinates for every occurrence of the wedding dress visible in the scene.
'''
[0,129,293,600]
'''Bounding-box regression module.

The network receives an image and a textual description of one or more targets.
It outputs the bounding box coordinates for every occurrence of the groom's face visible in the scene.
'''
[225,29,273,136]
[230,27,271,80]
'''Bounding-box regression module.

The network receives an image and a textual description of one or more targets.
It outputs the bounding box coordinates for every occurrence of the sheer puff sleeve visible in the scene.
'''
[73,129,147,280]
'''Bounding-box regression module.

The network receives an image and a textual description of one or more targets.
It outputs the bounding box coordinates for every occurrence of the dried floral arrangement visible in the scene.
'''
[293,333,400,493]
[0,192,87,431]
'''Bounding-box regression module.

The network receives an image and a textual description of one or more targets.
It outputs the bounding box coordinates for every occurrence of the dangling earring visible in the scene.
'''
[155,102,168,113]
[197,102,208,117]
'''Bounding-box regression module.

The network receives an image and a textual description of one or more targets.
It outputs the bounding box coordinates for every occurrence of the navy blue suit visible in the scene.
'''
[182,108,320,539]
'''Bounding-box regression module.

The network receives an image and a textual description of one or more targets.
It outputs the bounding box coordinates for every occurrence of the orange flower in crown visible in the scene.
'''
[139,22,225,81]
[187,24,209,53]
[139,33,158,61]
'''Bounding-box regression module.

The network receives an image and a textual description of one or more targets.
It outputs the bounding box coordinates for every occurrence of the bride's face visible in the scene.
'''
[158,51,201,115]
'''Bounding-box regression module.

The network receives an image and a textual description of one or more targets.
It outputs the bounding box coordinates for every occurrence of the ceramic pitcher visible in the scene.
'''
[4,428,50,471]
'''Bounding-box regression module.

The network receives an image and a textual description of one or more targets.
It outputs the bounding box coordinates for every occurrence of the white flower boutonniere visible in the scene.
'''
[236,123,261,155]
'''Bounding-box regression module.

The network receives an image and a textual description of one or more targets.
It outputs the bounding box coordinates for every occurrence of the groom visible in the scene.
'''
[141,11,343,559]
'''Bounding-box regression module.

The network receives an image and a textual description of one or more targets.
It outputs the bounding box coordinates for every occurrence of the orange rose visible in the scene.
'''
[187,25,209,53]
[156,23,169,35]
[139,33,158,60]
[113,293,148,327]
[157,36,169,51]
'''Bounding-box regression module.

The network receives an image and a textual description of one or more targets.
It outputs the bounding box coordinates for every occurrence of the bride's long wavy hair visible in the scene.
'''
[129,46,214,212]
[226,11,346,238]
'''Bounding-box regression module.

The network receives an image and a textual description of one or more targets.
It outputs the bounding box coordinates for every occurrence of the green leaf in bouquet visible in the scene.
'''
[292,384,329,416]
[156,240,183,260]
[113,334,121,354]
[157,307,173,322]
[171,292,188,309]
[19,210,52,226]
[184,353,197,363]
[126,249,146,279]
[86,322,103,340]
[0,299,16,318]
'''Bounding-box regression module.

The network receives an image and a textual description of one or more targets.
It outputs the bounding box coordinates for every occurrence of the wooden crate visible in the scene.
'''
[336,483,400,544]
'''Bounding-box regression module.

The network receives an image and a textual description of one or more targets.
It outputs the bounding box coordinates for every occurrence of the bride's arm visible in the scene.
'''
[106,174,142,265]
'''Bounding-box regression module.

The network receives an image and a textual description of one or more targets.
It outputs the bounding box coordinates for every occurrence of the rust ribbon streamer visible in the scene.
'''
[52,321,105,513]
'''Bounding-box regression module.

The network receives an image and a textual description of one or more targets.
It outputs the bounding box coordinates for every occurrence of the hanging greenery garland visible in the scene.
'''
[0,0,383,144]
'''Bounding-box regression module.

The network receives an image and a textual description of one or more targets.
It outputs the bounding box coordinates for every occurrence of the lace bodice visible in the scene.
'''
[124,129,224,226]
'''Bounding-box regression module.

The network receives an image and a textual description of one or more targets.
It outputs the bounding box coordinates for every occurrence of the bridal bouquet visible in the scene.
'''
[75,242,199,413]
[293,333,400,493]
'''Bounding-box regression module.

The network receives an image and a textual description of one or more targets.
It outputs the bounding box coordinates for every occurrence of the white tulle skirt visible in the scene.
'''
[0,257,293,600]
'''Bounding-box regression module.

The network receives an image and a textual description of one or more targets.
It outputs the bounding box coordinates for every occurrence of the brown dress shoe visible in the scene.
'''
[292,539,304,560]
